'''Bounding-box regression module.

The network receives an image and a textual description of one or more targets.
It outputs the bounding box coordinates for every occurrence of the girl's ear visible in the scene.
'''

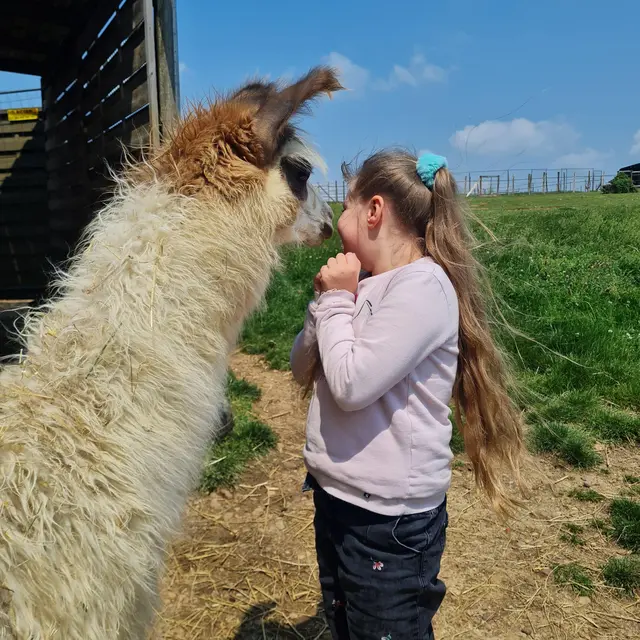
[366,195,384,229]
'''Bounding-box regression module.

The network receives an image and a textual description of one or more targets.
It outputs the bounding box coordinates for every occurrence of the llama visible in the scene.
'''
[0,67,343,639]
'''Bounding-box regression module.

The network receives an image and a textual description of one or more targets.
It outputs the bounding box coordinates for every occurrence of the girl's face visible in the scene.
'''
[337,192,368,258]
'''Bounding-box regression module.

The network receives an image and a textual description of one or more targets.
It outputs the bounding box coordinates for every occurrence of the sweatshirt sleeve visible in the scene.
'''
[289,299,319,386]
[314,269,456,412]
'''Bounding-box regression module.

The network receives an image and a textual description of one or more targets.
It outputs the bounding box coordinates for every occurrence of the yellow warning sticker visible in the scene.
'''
[7,107,40,122]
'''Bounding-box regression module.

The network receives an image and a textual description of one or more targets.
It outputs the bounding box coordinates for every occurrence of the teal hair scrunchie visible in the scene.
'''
[416,153,448,189]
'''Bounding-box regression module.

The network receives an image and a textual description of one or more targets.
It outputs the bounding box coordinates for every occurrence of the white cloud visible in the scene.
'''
[323,51,446,95]
[373,54,447,91]
[323,52,370,93]
[449,118,580,156]
[551,148,611,168]
[631,129,640,156]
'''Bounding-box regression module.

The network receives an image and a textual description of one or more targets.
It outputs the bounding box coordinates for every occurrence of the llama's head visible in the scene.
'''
[145,66,343,246]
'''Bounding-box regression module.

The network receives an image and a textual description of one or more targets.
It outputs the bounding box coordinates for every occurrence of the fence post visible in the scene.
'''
[464,176,468,193]
[557,171,560,192]
[506,170,510,195]
[528,173,532,194]
[587,171,591,192]
[572,172,576,192]
[479,176,483,195]
[512,175,515,193]
[497,175,500,195]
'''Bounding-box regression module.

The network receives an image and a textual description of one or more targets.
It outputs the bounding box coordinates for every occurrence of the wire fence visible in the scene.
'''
[0,88,42,110]
[0,89,635,199]
[314,167,638,202]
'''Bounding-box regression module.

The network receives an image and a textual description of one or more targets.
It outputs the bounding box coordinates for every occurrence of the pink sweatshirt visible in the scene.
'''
[290,257,459,516]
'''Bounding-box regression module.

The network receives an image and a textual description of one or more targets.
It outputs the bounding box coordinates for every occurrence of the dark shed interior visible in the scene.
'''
[0,0,179,356]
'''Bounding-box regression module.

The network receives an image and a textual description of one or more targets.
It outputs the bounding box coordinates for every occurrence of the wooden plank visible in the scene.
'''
[0,275,48,291]
[84,67,148,140]
[0,52,45,77]
[0,120,43,135]
[0,171,47,188]
[0,28,57,59]
[47,160,88,192]
[49,192,89,213]
[0,190,48,206]
[80,24,147,121]
[44,111,83,152]
[0,239,50,256]
[44,83,80,131]
[44,0,122,98]
[0,154,46,171]
[0,207,50,224]
[45,135,86,172]
[47,20,146,128]
[86,105,149,171]
[79,0,144,89]
[155,0,180,136]
[0,257,48,275]
[0,225,49,238]
[1,3,75,29]
[0,137,45,153]
[142,0,160,147]
[50,213,89,232]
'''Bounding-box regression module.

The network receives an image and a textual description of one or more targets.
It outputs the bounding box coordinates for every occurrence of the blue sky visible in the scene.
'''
[2,0,638,180]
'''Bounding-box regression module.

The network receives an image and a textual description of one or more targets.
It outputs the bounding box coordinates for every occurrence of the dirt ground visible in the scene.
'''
[155,352,640,639]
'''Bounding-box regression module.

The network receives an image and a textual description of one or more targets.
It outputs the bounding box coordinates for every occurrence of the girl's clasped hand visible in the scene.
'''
[314,252,361,295]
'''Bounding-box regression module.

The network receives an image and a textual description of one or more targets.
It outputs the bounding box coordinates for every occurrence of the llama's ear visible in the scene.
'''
[254,66,344,161]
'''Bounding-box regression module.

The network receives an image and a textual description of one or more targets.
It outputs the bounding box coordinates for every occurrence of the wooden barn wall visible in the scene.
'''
[41,0,153,267]
[0,110,48,297]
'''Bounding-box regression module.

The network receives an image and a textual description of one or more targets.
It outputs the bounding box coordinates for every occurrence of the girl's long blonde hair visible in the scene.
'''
[303,148,525,515]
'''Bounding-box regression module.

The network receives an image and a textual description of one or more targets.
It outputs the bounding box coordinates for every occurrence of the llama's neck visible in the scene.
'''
[20,180,280,390]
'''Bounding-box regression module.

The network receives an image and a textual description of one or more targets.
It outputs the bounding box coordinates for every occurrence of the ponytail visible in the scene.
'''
[428,167,525,515]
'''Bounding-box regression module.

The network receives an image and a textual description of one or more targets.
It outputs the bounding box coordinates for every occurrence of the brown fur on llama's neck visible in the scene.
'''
[130,65,343,204]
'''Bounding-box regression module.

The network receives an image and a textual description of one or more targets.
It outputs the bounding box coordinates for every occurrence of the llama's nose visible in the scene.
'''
[322,223,333,239]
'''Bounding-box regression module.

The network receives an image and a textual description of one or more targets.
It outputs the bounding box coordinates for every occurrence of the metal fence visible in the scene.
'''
[0,88,42,110]
[314,167,632,202]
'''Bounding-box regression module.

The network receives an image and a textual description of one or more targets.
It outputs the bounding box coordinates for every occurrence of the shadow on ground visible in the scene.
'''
[233,602,329,639]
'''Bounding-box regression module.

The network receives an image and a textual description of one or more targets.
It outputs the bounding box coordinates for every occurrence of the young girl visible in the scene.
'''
[290,150,524,639]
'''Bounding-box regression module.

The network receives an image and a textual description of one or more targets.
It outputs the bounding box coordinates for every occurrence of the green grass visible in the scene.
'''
[560,522,586,546]
[529,422,601,468]
[622,475,640,497]
[240,193,640,465]
[568,488,605,502]
[609,498,640,552]
[200,372,277,492]
[552,562,595,596]
[591,518,613,536]
[602,555,640,595]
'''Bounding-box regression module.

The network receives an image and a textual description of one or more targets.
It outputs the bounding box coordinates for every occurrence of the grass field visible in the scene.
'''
[175,191,640,635]
[241,192,640,467]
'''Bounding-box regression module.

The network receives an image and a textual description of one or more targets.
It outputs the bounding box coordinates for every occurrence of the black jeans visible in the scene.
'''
[304,474,448,640]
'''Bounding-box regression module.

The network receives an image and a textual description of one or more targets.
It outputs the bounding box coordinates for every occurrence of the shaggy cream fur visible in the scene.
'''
[0,67,342,639]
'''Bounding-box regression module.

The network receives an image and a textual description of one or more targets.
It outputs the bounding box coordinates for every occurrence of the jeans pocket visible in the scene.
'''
[390,515,430,555]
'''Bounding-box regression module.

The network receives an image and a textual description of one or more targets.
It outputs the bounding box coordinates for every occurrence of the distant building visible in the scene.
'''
[620,163,640,187]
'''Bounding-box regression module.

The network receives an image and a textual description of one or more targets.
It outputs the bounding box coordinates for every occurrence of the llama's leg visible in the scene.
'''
[218,393,234,438]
